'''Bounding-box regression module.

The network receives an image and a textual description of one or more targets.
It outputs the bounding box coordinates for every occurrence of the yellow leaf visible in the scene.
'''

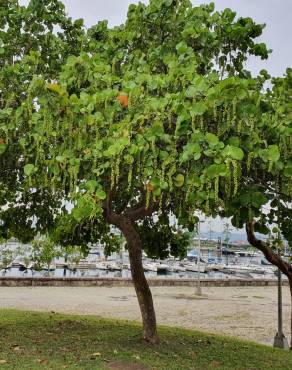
[92,352,101,357]
[0,360,8,364]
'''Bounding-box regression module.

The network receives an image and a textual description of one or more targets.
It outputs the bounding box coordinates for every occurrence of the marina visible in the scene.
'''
[0,243,279,280]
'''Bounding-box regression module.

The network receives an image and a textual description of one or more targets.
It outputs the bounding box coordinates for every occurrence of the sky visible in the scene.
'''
[18,0,292,234]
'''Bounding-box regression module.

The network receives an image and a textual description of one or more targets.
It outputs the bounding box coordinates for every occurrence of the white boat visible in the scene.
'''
[249,272,276,280]
[222,264,269,274]
[18,261,34,270]
[235,251,262,258]
[96,261,109,270]
[170,263,186,272]
[143,262,158,272]
[73,260,96,269]
[184,263,206,273]
[107,262,122,271]
[206,263,224,272]
[156,263,170,273]
[122,263,130,270]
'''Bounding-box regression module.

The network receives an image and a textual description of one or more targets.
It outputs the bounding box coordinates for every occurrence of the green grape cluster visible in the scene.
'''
[237,119,242,133]
[232,160,238,195]
[115,155,121,183]
[191,114,196,132]
[214,176,219,203]
[213,102,217,121]
[200,116,204,130]
[110,164,115,190]
[145,187,151,210]
[246,152,253,173]
[158,193,163,214]
[127,165,133,192]
[225,159,231,198]
[232,98,237,125]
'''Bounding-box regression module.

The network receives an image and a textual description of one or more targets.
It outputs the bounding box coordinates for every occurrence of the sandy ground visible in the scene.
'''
[0,285,291,346]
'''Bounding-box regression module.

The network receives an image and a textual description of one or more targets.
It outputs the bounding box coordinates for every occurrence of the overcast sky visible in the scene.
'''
[18,0,291,234]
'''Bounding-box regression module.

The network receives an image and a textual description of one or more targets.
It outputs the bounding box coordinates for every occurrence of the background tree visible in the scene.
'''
[222,69,292,348]
[0,0,85,242]
[1,0,279,344]
[30,237,60,273]
[137,216,190,260]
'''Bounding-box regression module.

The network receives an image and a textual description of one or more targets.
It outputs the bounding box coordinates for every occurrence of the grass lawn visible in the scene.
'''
[0,309,291,369]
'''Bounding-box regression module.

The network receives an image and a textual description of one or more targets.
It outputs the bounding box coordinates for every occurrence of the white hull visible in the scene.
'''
[106,262,122,271]
[170,263,186,272]
[143,263,157,272]
[185,263,206,273]
[222,264,271,274]
[156,263,169,273]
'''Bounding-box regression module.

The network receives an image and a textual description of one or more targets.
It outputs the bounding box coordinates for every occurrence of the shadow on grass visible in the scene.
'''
[0,309,291,370]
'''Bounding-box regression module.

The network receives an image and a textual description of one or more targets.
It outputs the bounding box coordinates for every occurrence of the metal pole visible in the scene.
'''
[278,269,283,336]
[196,221,202,296]
[273,268,288,348]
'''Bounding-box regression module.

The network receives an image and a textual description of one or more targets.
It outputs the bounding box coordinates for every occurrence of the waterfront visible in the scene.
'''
[0,246,279,280]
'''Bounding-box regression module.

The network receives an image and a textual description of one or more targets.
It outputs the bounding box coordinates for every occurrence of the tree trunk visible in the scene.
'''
[117,216,159,344]
[289,277,292,350]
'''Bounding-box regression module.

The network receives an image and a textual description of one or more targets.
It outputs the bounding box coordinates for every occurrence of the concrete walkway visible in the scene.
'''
[0,285,290,346]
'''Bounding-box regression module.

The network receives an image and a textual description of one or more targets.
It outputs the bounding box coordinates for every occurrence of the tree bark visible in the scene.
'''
[109,214,159,344]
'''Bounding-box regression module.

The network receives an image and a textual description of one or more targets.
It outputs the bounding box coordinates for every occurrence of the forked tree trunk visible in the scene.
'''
[117,216,159,344]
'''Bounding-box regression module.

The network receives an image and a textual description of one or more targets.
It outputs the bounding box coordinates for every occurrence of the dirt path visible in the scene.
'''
[0,285,290,345]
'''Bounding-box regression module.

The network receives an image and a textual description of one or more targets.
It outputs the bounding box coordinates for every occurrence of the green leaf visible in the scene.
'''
[24,164,36,176]
[205,133,219,146]
[191,102,207,116]
[222,145,244,160]
[239,191,268,208]
[153,187,161,196]
[265,145,280,163]
[95,189,107,200]
[176,41,188,55]
[284,166,292,177]
[185,86,196,98]
[174,174,185,187]
[0,143,7,154]
[205,164,226,179]
[85,180,98,193]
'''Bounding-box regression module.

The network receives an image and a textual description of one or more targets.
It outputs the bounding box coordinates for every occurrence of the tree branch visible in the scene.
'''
[246,221,292,277]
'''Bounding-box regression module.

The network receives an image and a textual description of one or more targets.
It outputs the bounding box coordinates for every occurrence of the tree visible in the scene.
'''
[0,0,85,242]
[1,0,276,343]
[0,245,16,271]
[222,69,292,348]
[30,237,60,272]
[137,216,190,260]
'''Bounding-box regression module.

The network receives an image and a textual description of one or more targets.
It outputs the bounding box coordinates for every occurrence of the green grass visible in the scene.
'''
[0,309,291,369]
